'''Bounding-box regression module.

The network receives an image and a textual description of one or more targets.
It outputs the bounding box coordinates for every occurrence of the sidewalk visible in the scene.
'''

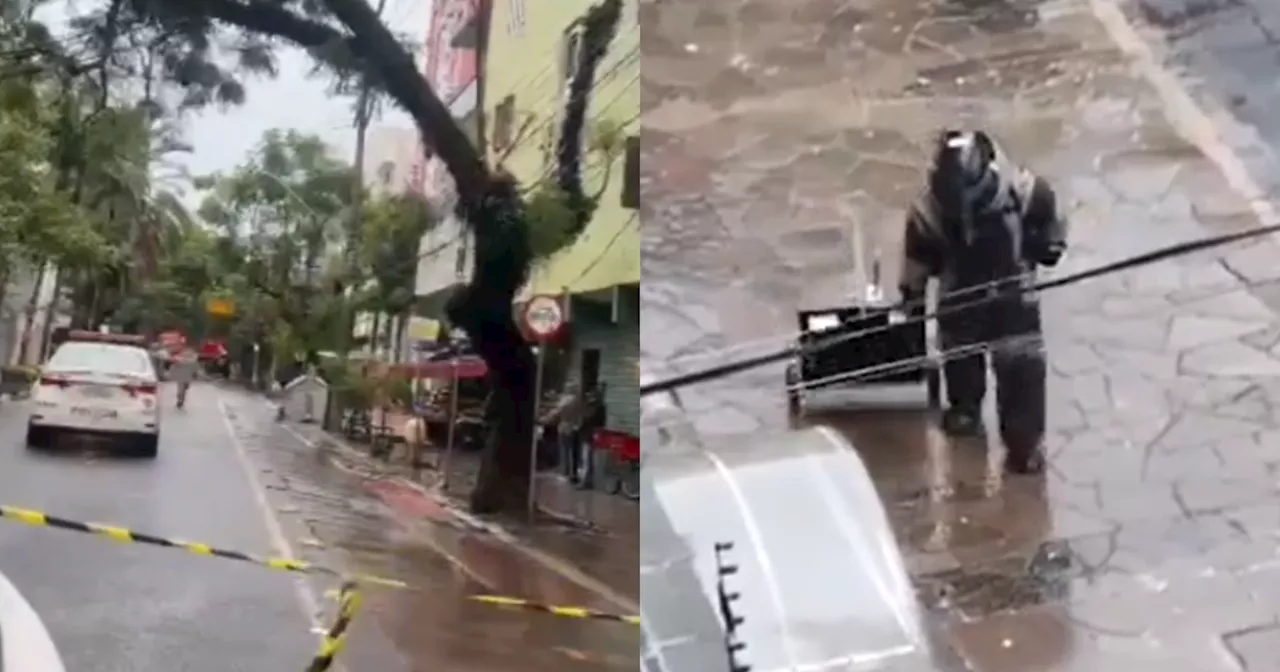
[217,389,637,671]
[280,417,639,605]
[643,0,1280,670]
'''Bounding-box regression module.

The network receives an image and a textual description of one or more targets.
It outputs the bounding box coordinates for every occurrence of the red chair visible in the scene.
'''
[593,429,640,463]
[592,429,640,500]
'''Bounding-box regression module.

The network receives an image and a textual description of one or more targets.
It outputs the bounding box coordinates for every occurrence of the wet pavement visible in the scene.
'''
[642,0,1280,670]
[1135,0,1280,195]
[0,384,636,670]
[0,384,312,671]
[217,387,639,671]
[271,403,640,611]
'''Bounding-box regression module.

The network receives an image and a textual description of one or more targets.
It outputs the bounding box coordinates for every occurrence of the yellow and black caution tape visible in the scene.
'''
[306,580,362,672]
[468,595,640,624]
[0,504,407,589]
[0,504,640,625]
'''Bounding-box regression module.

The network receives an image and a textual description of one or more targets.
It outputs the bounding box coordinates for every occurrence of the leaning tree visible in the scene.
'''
[105,0,625,513]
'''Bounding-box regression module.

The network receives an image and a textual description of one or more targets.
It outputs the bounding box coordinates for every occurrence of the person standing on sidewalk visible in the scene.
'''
[577,383,608,490]
[546,380,586,481]
[898,129,1068,474]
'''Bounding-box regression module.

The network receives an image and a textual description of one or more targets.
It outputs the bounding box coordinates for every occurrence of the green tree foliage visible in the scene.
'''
[0,0,623,514]
[194,129,363,364]
[358,192,439,349]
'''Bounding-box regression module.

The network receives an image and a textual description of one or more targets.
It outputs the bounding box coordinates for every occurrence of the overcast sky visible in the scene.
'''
[38,0,431,188]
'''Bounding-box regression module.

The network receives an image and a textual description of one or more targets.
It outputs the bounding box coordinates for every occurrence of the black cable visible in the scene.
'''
[640,221,1280,396]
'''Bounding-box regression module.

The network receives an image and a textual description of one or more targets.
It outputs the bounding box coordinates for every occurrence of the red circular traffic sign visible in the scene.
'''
[522,295,564,341]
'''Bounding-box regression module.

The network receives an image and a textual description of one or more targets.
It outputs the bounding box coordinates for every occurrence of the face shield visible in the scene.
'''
[928,130,996,220]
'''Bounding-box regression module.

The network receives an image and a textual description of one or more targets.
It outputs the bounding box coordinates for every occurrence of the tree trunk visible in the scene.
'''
[208,0,620,513]
[16,262,47,366]
[382,313,395,362]
[393,310,409,364]
[448,283,538,513]
[37,270,63,361]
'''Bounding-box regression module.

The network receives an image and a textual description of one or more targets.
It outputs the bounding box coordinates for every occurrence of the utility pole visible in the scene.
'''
[339,0,390,358]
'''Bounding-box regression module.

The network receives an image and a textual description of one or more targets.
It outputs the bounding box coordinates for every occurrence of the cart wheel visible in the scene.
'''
[785,363,802,416]
[618,463,640,501]
[925,365,942,409]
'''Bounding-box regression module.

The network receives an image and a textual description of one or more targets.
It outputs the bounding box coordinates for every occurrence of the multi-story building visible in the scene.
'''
[485,0,640,436]
[361,126,424,198]
[412,0,479,323]
[2,263,64,366]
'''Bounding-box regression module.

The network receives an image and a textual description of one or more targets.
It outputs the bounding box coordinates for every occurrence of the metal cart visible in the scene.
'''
[784,229,941,416]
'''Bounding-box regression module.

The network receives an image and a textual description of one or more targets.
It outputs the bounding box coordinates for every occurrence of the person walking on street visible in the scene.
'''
[169,345,200,409]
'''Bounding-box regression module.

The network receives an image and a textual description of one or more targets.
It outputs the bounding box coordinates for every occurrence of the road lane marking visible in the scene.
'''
[214,395,343,670]
[278,419,641,614]
[1088,0,1280,228]
[0,568,66,672]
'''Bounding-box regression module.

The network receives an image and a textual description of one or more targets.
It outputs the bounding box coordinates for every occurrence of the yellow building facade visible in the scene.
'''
[484,0,640,297]
[485,0,640,436]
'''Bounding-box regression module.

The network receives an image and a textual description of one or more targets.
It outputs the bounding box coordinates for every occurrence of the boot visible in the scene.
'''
[941,406,985,438]
[1003,436,1046,475]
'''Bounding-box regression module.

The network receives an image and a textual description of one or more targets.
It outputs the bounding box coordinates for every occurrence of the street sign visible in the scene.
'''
[206,297,235,318]
[522,295,564,341]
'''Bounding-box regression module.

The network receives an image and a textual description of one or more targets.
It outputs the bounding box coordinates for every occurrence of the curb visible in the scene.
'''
[277,420,509,539]
[273,418,639,612]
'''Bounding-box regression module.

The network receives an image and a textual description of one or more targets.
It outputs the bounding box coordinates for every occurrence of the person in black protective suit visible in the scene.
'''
[898,129,1068,474]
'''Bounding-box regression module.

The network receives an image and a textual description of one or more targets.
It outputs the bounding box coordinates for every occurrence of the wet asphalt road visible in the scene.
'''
[0,384,636,671]
[218,387,638,672]
[0,384,310,671]
[642,0,1280,669]
[1147,0,1280,193]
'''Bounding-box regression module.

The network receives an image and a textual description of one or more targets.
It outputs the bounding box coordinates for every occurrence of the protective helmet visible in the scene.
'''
[928,130,1003,218]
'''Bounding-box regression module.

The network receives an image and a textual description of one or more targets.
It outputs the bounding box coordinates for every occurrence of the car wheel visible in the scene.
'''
[131,433,159,459]
[25,423,51,450]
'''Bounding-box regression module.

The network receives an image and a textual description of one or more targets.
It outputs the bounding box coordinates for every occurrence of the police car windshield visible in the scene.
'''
[47,342,155,379]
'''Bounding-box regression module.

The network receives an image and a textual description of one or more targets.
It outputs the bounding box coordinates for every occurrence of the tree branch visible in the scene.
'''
[589,155,614,202]
[555,0,622,232]
[316,0,487,208]
[190,0,342,52]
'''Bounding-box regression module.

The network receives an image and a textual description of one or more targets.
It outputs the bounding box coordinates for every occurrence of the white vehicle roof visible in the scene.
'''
[47,341,157,380]
[641,422,934,672]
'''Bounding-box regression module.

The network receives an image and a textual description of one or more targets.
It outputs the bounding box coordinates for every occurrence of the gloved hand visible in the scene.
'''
[1038,242,1065,267]
[899,286,926,316]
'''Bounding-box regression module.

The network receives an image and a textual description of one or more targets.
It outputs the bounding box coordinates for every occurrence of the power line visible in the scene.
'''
[525,79,638,189]
[640,221,1280,396]
[555,211,637,291]
[495,23,640,120]
[498,46,639,159]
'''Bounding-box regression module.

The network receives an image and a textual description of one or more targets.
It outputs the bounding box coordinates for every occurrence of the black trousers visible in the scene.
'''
[938,294,1047,450]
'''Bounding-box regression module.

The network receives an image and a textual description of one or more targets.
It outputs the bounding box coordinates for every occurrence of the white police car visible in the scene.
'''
[26,331,162,457]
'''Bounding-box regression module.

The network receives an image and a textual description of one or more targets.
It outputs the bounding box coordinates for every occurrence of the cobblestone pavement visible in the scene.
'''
[642,0,1280,669]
